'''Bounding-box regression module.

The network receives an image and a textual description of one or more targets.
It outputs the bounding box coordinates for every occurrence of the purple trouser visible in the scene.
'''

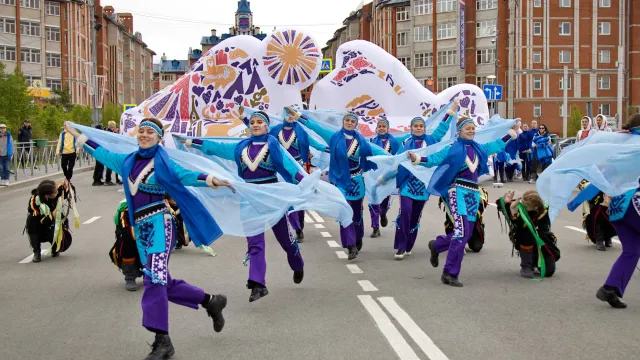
[340,198,364,248]
[369,196,391,229]
[287,210,306,232]
[605,206,640,297]
[247,215,304,287]
[433,190,475,278]
[142,220,205,333]
[394,196,426,252]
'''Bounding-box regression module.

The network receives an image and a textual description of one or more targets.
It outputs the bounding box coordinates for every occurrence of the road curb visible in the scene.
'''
[0,166,95,192]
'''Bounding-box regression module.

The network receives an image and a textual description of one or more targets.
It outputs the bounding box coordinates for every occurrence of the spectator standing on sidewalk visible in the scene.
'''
[92,124,105,186]
[56,126,78,181]
[104,121,121,185]
[18,120,33,168]
[0,123,13,186]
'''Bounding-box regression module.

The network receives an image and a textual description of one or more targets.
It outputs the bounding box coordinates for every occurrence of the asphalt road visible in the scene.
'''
[1,172,638,360]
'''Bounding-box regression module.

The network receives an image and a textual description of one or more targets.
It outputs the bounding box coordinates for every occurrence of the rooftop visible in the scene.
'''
[153,59,190,73]
[237,0,252,14]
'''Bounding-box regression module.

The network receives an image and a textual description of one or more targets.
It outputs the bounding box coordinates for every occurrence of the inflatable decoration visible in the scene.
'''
[309,40,490,137]
[120,29,322,142]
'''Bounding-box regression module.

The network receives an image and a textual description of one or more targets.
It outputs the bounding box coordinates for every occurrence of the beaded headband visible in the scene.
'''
[377,118,390,128]
[139,120,163,137]
[250,112,270,126]
[456,119,474,132]
[343,113,359,124]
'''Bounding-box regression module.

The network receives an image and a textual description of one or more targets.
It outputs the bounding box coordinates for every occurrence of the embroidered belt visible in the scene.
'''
[245,176,278,185]
[453,178,479,191]
[134,202,167,223]
[138,183,164,195]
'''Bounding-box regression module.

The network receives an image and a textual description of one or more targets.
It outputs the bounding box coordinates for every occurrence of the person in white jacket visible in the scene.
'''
[593,114,612,132]
[576,116,594,142]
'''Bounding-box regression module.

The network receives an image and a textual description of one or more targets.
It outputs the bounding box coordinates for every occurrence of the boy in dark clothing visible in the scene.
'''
[110,202,143,291]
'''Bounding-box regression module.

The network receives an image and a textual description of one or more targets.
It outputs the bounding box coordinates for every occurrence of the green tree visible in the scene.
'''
[567,104,583,138]
[49,86,73,111]
[33,105,65,139]
[67,105,93,127]
[0,64,37,133]
[101,102,123,128]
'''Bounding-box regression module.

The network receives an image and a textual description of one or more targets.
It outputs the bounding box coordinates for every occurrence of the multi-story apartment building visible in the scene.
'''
[152,54,189,93]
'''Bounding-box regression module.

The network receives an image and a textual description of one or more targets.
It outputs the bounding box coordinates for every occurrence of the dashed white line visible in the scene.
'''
[19,249,51,264]
[358,295,420,360]
[320,231,332,238]
[314,224,325,229]
[488,203,497,207]
[336,251,348,259]
[358,280,379,292]
[304,213,314,223]
[327,240,341,248]
[378,297,450,360]
[83,216,101,225]
[308,210,325,223]
[347,264,363,274]
[565,225,586,234]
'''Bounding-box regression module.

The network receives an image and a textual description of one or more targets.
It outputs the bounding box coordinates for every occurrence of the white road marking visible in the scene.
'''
[488,203,497,207]
[320,231,332,238]
[19,249,51,264]
[83,216,101,225]
[308,210,325,223]
[336,251,348,259]
[327,240,341,248]
[358,280,379,292]
[314,224,325,229]
[357,295,420,360]
[565,225,621,245]
[304,212,314,223]
[347,264,363,274]
[379,297,450,360]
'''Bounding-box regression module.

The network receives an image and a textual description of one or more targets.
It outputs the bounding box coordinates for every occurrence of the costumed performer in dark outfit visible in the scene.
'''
[110,201,143,291]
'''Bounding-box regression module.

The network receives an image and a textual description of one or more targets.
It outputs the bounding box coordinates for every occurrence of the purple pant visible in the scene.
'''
[605,205,640,297]
[247,215,304,287]
[340,198,364,248]
[369,196,391,229]
[142,220,205,333]
[433,190,475,278]
[394,196,426,252]
[287,210,305,232]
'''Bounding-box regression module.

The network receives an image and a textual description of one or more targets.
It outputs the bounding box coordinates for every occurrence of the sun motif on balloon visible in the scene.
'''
[262,29,320,85]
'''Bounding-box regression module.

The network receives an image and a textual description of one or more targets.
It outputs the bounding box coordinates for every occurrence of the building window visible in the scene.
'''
[45,26,60,42]
[396,6,410,21]
[0,18,15,34]
[45,1,60,16]
[161,74,172,82]
[46,78,62,91]
[436,23,456,40]
[559,76,572,90]
[413,26,432,42]
[559,50,571,63]
[20,48,40,63]
[599,0,611,7]
[476,21,496,38]
[598,104,610,115]
[436,0,455,13]
[0,45,16,61]
[599,22,611,35]
[533,22,542,36]
[598,76,610,90]
[533,104,542,117]
[414,52,433,68]
[559,22,571,36]
[533,50,542,63]
[533,0,541,7]
[20,20,40,37]
[46,52,60,67]
[476,76,491,87]
[437,77,457,89]
[20,0,39,9]
[398,56,411,70]
[437,50,457,66]
[397,32,409,47]
[559,104,567,117]
[414,0,433,15]
[533,76,542,90]
[560,0,571,7]
[24,75,41,87]
[599,49,611,64]
[476,0,497,10]
[0,0,16,5]
[476,48,496,64]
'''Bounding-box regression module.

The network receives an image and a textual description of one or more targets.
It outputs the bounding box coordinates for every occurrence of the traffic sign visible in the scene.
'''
[320,58,333,73]
[123,104,136,112]
[483,84,503,101]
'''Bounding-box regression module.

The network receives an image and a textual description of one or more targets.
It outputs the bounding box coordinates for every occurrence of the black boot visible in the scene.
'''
[144,333,175,360]
[174,243,183,250]
[32,251,41,263]
[596,239,606,251]
[356,237,363,251]
[30,237,41,263]
[441,272,463,287]
[347,246,358,260]
[293,269,304,284]
[296,230,304,243]
[596,286,627,309]
[249,287,269,302]
[605,238,613,248]
[204,294,227,332]
[519,251,534,278]
[380,214,388,228]
[428,240,439,268]
[370,228,381,238]
[122,263,139,291]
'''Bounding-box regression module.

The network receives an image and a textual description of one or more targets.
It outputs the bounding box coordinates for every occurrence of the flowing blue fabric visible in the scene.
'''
[533,132,553,161]
[371,133,400,155]
[396,134,436,191]
[270,107,311,162]
[120,144,222,247]
[536,131,640,222]
[234,133,293,183]
[427,138,489,198]
[329,128,376,190]
[567,184,601,212]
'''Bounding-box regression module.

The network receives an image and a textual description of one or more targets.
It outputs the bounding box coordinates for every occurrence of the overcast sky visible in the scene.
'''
[103,0,365,62]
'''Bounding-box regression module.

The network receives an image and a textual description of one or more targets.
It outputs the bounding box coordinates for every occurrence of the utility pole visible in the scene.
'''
[617,45,624,129]
[562,65,568,138]
[90,0,101,126]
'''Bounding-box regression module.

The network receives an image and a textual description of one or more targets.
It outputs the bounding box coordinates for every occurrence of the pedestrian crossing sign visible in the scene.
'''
[320,59,332,73]
[123,104,136,112]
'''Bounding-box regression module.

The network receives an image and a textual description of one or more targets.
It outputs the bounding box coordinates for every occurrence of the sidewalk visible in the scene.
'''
[1,164,95,192]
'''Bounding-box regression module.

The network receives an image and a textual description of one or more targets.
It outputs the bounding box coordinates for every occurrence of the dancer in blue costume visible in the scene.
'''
[183,111,306,303]
[272,106,330,242]
[530,123,553,182]
[63,119,228,360]
[393,100,457,259]
[504,124,520,182]
[408,117,517,287]
[296,112,389,260]
[518,123,533,182]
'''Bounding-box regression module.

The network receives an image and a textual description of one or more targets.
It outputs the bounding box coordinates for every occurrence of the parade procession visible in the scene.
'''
[1,1,640,360]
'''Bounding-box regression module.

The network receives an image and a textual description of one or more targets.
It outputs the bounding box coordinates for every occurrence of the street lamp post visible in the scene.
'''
[491,35,498,117]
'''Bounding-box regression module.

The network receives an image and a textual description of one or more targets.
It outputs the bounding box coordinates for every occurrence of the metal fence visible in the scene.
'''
[10,140,94,181]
